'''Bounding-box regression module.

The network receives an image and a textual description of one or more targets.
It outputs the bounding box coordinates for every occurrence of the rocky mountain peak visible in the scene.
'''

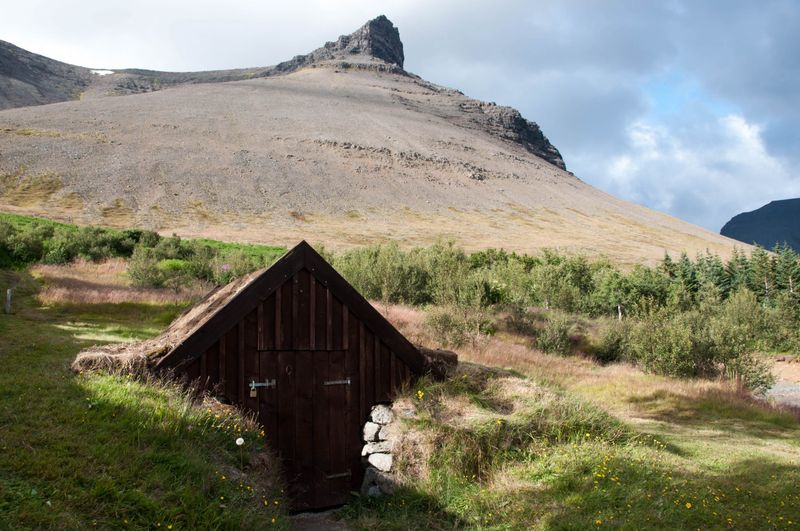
[306,15,404,69]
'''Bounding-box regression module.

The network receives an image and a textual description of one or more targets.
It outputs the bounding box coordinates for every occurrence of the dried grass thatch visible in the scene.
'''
[71,268,267,374]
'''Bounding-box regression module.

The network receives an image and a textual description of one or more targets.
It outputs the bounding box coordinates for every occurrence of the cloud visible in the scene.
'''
[598,114,799,229]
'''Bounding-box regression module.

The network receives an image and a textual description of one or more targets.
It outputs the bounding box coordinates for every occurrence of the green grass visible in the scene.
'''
[341,364,800,529]
[0,211,80,232]
[190,238,285,262]
[0,212,288,263]
[0,272,288,529]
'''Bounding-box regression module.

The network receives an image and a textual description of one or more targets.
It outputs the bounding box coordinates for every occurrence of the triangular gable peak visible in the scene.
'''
[156,240,425,374]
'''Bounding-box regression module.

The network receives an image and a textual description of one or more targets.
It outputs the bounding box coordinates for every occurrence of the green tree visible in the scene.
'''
[747,246,774,301]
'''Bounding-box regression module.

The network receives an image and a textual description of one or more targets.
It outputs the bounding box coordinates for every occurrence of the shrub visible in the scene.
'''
[536,316,572,355]
[127,246,163,288]
[157,258,192,293]
[425,305,495,348]
[626,312,705,377]
[593,320,629,364]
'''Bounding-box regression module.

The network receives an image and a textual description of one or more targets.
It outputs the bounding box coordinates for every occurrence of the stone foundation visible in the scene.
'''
[360,404,398,496]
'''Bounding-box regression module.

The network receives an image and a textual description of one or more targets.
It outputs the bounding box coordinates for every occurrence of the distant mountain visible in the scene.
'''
[0,16,741,263]
[721,199,800,252]
[0,40,93,109]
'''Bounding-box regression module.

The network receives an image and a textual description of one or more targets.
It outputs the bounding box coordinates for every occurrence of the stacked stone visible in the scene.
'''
[360,404,397,497]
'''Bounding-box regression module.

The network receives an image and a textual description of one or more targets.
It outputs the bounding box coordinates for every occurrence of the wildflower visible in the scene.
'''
[595,519,602,525]
[685,502,692,509]
[236,437,244,446]
[416,389,425,400]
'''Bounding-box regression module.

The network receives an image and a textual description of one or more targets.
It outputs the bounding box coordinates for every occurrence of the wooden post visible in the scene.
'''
[4,288,12,314]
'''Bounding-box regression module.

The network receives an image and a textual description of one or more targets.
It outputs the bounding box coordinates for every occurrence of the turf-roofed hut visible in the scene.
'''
[77,241,427,510]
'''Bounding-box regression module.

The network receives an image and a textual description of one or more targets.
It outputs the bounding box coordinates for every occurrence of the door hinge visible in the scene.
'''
[323,378,351,386]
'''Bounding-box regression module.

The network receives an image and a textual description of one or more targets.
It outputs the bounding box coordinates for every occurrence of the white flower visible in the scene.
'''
[235,437,244,446]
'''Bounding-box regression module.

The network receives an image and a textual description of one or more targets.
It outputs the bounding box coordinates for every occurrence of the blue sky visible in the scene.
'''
[2,0,798,231]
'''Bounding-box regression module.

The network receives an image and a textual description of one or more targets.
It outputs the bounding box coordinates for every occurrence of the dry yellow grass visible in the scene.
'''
[376,303,795,426]
[31,258,209,305]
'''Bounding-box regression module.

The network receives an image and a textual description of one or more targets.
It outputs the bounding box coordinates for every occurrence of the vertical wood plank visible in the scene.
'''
[390,351,396,395]
[292,274,299,348]
[219,332,227,387]
[257,301,264,350]
[259,350,279,451]
[326,288,333,349]
[347,315,362,490]
[315,280,327,348]
[264,293,276,350]
[312,350,330,508]
[295,270,310,350]
[278,351,297,501]
[281,282,293,350]
[200,346,208,390]
[274,289,282,350]
[332,297,343,350]
[226,333,240,400]
[328,350,348,504]
[359,321,366,425]
[374,335,381,403]
[380,343,391,402]
[243,309,260,413]
[364,329,374,409]
[309,278,316,350]
[238,321,245,406]
[295,350,314,506]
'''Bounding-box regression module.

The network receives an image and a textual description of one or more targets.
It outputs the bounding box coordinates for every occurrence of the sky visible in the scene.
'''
[2,0,798,231]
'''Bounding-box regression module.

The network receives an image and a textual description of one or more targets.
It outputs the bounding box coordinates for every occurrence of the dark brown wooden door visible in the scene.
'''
[254,350,353,510]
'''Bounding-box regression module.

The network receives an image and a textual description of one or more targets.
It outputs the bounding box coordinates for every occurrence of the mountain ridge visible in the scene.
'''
[0,16,741,264]
[721,198,800,252]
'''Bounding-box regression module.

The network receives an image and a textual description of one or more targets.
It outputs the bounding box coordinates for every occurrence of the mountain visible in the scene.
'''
[0,40,93,109]
[0,16,741,264]
[721,199,800,252]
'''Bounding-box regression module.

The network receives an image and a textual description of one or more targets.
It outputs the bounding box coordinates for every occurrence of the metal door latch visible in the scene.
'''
[323,378,351,386]
[249,379,276,397]
[326,470,352,479]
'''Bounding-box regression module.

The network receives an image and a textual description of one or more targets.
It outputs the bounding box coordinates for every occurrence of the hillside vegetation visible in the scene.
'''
[1,214,798,528]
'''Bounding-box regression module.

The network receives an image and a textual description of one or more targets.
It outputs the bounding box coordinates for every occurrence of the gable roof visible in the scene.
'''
[154,240,426,374]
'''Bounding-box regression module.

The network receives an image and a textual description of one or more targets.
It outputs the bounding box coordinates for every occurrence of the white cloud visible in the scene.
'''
[596,114,799,229]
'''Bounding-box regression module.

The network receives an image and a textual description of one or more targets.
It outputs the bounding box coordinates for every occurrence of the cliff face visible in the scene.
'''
[721,199,800,252]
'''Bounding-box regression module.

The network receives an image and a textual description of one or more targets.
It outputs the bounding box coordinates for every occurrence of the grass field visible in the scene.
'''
[0,271,288,529]
[1,262,798,529]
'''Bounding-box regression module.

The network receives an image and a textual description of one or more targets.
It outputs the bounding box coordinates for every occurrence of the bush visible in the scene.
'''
[157,258,192,293]
[626,312,707,377]
[426,305,495,348]
[593,320,629,364]
[127,247,163,288]
[536,316,572,355]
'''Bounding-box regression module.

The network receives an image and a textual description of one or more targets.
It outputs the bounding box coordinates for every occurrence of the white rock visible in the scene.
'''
[367,452,393,472]
[362,422,381,442]
[361,441,392,456]
[371,405,394,425]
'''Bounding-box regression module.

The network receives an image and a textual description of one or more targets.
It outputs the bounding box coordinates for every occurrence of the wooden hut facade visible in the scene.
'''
[153,241,425,510]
